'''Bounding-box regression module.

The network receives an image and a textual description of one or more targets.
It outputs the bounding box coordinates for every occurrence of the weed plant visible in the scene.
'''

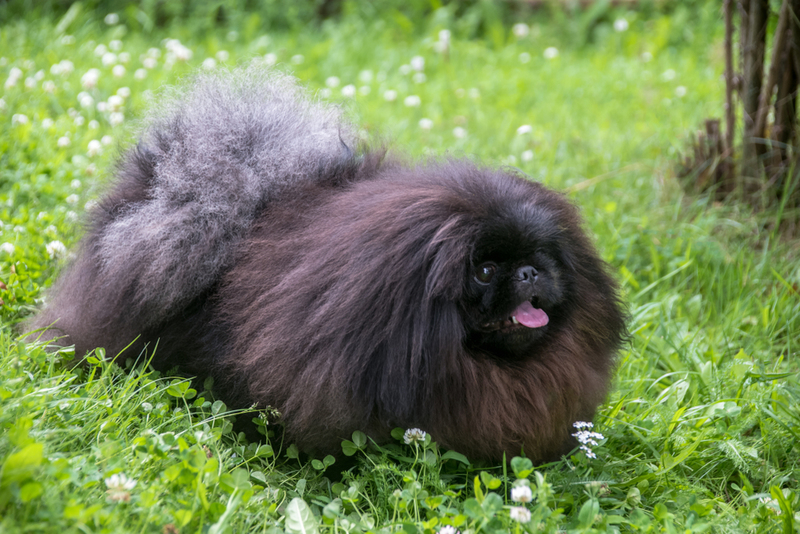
[1,4,799,533]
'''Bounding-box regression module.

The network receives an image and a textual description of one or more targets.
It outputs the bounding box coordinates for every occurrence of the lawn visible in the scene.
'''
[1,2,798,533]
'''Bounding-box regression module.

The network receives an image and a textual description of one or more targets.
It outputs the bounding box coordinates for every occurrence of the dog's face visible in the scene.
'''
[459,210,572,360]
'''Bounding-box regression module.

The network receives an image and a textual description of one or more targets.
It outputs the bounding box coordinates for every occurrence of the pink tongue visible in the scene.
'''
[513,301,549,328]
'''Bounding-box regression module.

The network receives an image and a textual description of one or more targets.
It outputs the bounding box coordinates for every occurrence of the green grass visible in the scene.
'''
[1,4,799,533]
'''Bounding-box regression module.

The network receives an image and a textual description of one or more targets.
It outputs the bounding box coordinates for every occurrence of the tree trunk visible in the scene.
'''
[741,0,769,182]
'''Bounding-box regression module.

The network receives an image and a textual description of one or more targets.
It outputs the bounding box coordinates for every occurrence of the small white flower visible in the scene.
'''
[216,50,230,62]
[147,47,161,59]
[675,86,687,97]
[264,53,278,66]
[109,112,124,126]
[439,526,459,534]
[117,87,131,98]
[46,240,67,259]
[89,120,99,129]
[101,135,114,145]
[613,18,629,32]
[87,140,102,157]
[0,98,5,110]
[404,95,421,107]
[358,70,373,83]
[112,65,126,78]
[42,80,55,93]
[543,47,559,59]
[104,473,136,502]
[109,39,123,51]
[118,51,130,63]
[511,485,533,503]
[403,428,427,444]
[516,124,532,135]
[81,68,100,89]
[399,64,412,75]
[66,211,78,222]
[41,118,54,129]
[134,68,147,80]
[45,225,57,234]
[102,52,117,67]
[12,114,29,125]
[95,44,108,56]
[413,72,427,84]
[74,116,85,126]
[71,179,82,189]
[24,77,36,89]
[341,84,356,98]
[509,506,531,523]
[521,150,534,162]
[438,29,451,43]
[453,127,467,139]
[410,56,425,71]
[57,136,71,148]
[325,76,340,88]
[419,118,433,130]
[661,69,676,81]
[512,23,530,38]
[290,54,304,64]
[202,57,217,70]
[641,52,653,62]
[1,242,15,255]
[142,57,157,69]
[66,194,79,205]
[383,89,398,102]
[104,13,120,25]
[519,52,531,64]
[358,85,371,95]
[79,93,94,108]
[107,95,124,111]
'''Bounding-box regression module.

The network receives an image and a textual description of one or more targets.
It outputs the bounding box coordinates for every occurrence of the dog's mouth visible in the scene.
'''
[480,300,549,332]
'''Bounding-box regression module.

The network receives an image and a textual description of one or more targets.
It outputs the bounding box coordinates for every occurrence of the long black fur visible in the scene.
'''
[30,65,626,463]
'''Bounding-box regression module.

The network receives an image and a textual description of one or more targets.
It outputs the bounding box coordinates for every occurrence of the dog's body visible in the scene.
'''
[31,67,626,462]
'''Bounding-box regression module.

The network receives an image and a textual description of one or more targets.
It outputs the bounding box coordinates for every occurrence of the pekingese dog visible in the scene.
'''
[30,66,626,463]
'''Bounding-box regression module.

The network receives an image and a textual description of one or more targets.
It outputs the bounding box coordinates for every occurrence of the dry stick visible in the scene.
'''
[724,0,736,185]
[754,0,790,140]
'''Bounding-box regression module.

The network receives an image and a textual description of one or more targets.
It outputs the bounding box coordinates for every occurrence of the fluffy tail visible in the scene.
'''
[29,65,356,355]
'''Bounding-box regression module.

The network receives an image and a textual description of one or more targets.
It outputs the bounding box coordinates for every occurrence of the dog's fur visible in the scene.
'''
[30,66,626,462]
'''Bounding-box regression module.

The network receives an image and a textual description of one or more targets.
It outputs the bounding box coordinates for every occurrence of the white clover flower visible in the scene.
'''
[516,124,532,135]
[675,86,687,97]
[413,72,426,84]
[419,118,433,130]
[341,84,356,98]
[572,421,604,459]
[118,52,131,64]
[661,68,676,81]
[358,85,371,95]
[87,140,102,157]
[107,94,123,111]
[216,50,230,62]
[74,116,85,126]
[142,57,157,69]
[104,473,136,502]
[45,225,57,234]
[101,135,114,145]
[383,89,398,102]
[89,120,99,129]
[5,68,20,88]
[95,44,108,56]
[399,64,412,75]
[66,194,79,205]
[34,69,45,80]
[104,13,119,25]
[453,127,467,139]
[71,179,82,189]
[519,52,531,64]
[404,95,421,107]
[57,136,71,147]
[264,53,278,66]
[12,114,29,125]
[41,118,54,129]
[147,47,161,58]
[167,40,193,61]
[24,77,36,89]
[102,52,117,67]
[46,240,67,259]
[117,86,131,98]
[439,526,459,534]
[509,506,531,523]
[49,63,63,76]
[511,485,533,503]
[79,93,94,108]
[290,54,304,64]
[506,155,517,165]
[41,80,55,93]
[109,39,122,51]
[1,242,15,255]
[642,51,653,62]
[512,23,530,38]
[109,112,124,126]
[134,68,147,80]
[0,98,5,110]
[521,150,534,162]
[410,56,425,71]
[202,57,217,70]
[66,211,78,222]
[543,47,559,59]
[358,70,373,83]
[112,65,126,78]
[614,18,629,32]
[325,76,340,88]
[403,428,427,444]
[81,68,100,89]
[438,29,451,43]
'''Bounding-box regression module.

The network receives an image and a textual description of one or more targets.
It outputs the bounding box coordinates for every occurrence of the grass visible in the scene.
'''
[1,3,799,533]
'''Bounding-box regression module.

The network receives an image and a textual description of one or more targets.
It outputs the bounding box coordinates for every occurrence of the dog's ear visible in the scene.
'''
[424,215,473,301]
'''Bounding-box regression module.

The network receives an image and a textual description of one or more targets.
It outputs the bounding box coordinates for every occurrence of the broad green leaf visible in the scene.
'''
[285,497,319,534]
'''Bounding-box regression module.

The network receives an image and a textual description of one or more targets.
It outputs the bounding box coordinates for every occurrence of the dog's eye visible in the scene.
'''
[474,263,496,284]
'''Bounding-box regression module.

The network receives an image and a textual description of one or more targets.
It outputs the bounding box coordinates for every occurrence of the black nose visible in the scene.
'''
[515,265,538,283]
